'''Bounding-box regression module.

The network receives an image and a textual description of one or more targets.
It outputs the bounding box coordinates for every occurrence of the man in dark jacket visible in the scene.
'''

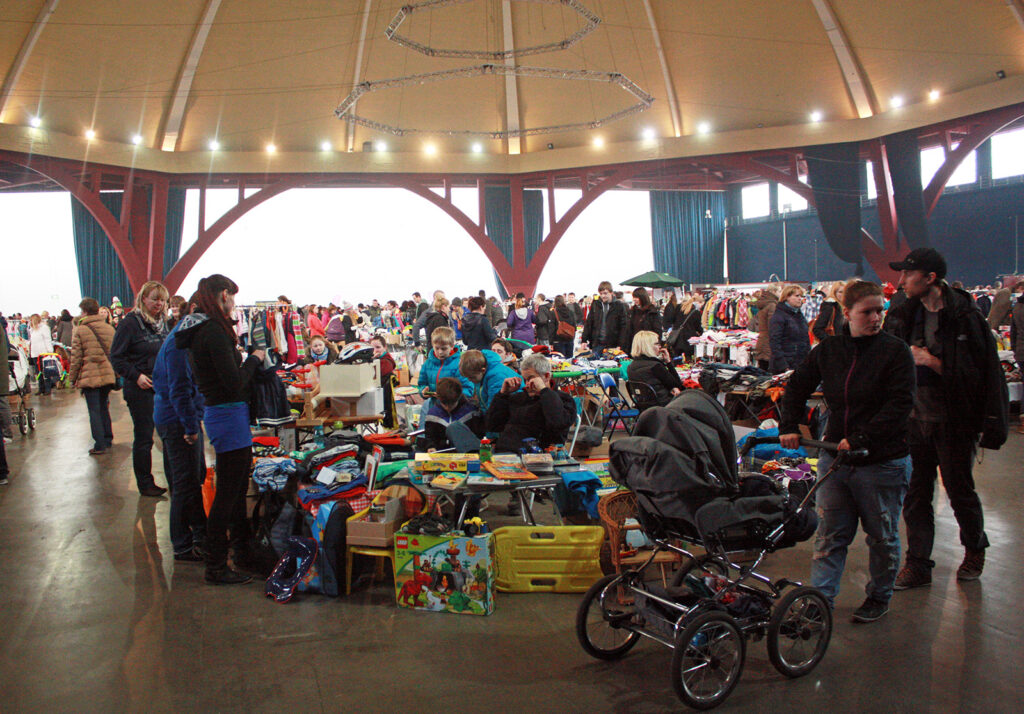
[533,294,555,345]
[486,352,576,453]
[567,292,584,325]
[461,297,498,350]
[581,281,629,354]
[884,248,1008,588]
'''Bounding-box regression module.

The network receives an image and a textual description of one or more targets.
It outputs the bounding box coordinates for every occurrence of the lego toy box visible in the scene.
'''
[393,532,494,616]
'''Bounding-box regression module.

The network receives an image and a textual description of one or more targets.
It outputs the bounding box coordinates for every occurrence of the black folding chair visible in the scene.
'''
[625,380,661,414]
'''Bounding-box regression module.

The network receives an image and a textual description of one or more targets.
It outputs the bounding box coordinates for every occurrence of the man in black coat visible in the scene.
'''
[486,352,576,453]
[581,281,629,354]
[884,248,1008,589]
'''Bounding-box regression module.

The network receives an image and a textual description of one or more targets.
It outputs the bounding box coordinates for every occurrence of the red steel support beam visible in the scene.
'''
[861,138,901,284]
[147,176,169,281]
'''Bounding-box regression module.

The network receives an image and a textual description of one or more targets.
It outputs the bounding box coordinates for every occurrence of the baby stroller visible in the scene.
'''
[7,346,36,436]
[576,390,863,709]
[37,352,66,393]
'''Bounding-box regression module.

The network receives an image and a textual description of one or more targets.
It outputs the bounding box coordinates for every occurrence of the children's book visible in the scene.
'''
[482,461,537,481]
[430,472,466,490]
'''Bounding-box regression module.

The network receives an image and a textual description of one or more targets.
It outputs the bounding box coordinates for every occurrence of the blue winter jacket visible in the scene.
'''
[475,348,522,413]
[418,348,475,398]
[153,321,205,434]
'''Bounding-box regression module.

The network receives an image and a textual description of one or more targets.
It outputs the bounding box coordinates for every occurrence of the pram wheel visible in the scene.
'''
[27,408,36,431]
[671,610,745,710]
[18,414,28,435]
[766,585,832,678]
[576,574,641,660]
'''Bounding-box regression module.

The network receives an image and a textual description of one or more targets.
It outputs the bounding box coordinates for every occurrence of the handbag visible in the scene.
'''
[556,318,576,341]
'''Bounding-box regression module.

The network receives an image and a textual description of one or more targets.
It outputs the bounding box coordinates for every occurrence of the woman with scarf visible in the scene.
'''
[111,281,171,497]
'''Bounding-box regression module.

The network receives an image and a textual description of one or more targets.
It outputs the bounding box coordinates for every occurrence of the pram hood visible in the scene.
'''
[664,390,740,490]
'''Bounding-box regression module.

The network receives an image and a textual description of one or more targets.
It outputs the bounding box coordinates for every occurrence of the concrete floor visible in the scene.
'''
[1,389,1022,713]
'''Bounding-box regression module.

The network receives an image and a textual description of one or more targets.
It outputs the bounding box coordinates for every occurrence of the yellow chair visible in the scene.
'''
[344,486,427,595]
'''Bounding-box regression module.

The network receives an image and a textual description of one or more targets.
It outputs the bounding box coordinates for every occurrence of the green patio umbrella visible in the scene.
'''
[620,270,686,288]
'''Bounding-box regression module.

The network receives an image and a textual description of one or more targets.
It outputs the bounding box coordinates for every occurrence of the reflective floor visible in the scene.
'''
[1,390,1021,713]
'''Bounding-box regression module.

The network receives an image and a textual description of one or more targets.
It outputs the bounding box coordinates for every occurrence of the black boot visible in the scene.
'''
[205,566,253,585]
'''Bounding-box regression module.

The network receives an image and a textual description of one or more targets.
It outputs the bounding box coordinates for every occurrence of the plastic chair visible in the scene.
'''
[597,490,681,585]
[345,488,428,595]
[625,380,661,414]
[597,372,639,438]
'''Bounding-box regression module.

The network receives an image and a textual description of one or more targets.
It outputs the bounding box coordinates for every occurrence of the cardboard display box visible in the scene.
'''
[319,363,380,397]
[328,388,384,417]
[347,497,403,547]
[394,532,494,615]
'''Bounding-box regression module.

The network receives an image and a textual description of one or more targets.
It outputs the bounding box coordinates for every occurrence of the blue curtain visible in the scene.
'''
[71,186,187,305]
[649,191,725,284]
[484,185,543,294]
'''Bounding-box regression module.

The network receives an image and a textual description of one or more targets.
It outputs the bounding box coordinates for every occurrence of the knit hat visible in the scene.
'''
[111,296,122,308]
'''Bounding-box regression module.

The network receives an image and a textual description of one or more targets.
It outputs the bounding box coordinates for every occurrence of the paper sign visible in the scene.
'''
[316,466,338,485]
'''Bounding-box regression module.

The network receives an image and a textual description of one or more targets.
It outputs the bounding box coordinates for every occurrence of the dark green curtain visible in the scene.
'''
[484,184,543,295]
[71,187,186,305]
[649,191,725,284]
[805,142,863,270]
[884,130,930,250]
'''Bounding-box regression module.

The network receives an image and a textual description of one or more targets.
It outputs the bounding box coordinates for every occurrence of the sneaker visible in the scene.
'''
[0,475,9,486]
[956,549,985,581]
[88,447,109,455]
[205,567,253,586]
[893,564,931,590]
[174,549,204,563]
[139,485,168,498]
[852,597,890,623]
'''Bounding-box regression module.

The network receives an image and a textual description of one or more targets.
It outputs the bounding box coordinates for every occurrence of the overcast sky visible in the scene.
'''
[1,187,653,314]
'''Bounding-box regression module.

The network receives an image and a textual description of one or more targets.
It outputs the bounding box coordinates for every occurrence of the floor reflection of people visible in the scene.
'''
[121,497,172,711]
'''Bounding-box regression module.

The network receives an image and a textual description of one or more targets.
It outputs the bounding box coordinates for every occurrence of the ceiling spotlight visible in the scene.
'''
[697,122,711,135]
[131,134,143,145]
[809,110,823,123]
[320,141,332,151]
[265,143,276,154]
[928,89,940,101]
[546,142,554,150]
[592,136,605,148]
[424,143,437,155]
[891,95,904,109]
[84,129,96,140]
[29,116,42,128]
[471,142,483,154]
[374,141,387,152]
[208,139,220,151]
[995,69,1006,80]
[642,127,656,141]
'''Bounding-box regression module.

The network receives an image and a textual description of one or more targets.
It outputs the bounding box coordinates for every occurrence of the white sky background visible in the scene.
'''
[1,186,652,313]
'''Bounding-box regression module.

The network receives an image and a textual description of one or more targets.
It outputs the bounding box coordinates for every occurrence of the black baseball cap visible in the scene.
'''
[889,248,947,279]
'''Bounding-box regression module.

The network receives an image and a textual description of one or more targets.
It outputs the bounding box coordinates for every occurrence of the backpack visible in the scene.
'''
[297,500,354,597]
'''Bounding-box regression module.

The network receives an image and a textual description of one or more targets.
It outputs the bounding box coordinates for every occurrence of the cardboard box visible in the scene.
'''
[329,388,384,416]
[319,363,380,397]
[385,332,403,346]
[414,453,481,472]
[347,498,403,547]
[396,365,410,387]
[394,532,494,615]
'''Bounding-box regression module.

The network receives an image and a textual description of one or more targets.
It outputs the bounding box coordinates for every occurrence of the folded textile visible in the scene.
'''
[297,475,368,505]
[252,457,299,492]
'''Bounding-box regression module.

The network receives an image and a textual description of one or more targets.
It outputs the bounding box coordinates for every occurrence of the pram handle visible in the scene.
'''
[739,435,868,461]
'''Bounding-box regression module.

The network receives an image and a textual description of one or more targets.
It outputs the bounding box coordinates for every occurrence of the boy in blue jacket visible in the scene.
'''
[417,326,474,399]
[152,297,207,562]
[458,348,521,414]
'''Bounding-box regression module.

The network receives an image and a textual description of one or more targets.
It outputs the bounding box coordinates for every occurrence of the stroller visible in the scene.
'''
[576,390,863,709]
[7,346,36,436]
[36,352,67,392]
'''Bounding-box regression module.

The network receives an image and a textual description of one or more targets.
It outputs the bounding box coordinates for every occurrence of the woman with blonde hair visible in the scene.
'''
[812,281,847,344]
[668,293,704,359]
[626,330,685,406]
[111,280,171,497]
[28,313,54,394]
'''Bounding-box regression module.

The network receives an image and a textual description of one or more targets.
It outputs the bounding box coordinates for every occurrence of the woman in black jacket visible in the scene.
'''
[624,287,662,353]
[768,284,811,373]
[780,280,915,623]
[626,330,684,406]
[812,281,846,344]
[668,295,703,359]
[461,296,498,350]
[110,281,171,497]
[551,294,577,357]
[176,274,265,585]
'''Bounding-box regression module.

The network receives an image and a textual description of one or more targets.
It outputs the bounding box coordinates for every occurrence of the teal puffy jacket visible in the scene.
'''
[476,349,522,413]
[418,348,475,398]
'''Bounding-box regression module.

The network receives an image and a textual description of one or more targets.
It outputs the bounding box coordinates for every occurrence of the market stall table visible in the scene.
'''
[410,473,564,527]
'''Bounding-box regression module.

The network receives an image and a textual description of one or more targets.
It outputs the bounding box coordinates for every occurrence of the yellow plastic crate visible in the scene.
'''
[492,526,605,593]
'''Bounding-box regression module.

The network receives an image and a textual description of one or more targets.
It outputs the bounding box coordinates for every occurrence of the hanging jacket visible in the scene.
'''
[506,307,536,344]
[417,348,474,398]
[780,327,915,465]
[110,310,169,383]
[768,302,810,373]
[885,282,1009,447]
[461,311,498,351]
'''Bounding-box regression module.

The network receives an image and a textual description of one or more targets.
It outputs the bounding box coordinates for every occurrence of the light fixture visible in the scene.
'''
[265,143,277,154]
[374,141,387,152]
[29,116,42,128]
[696,122,711,134]
[592,136,605,148]
[641,127,656,141]
[84,129,96,140]
[928,89,940,101]
[320,140,332,151]
[131,134,143,145]
[424,143,437,155]
[471,142,482,153]
[809,110,823,123]
[208,139,220,151]
[891,95,904,109]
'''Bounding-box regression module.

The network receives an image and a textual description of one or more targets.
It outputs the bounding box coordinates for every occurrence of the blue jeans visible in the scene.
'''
[811,453,911,605]
[156,421,207,555]
[83,386,114,450]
